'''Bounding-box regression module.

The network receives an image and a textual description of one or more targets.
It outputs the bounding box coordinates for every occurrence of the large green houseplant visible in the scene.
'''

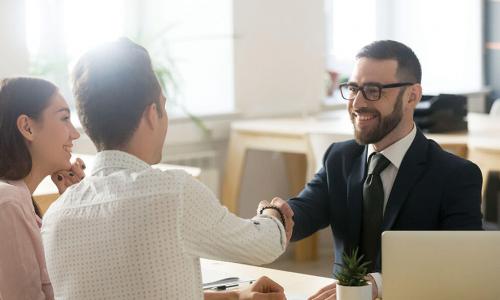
[132,29,212,138]
[132,30,212,138]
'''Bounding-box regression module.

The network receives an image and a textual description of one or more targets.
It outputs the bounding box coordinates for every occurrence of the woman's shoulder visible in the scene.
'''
[0,180,29,206]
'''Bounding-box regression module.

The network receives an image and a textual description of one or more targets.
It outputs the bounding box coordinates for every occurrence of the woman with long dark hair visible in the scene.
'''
[0,77,84,299]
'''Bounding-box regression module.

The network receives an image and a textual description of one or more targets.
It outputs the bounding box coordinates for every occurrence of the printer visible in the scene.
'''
[414,94,467,133]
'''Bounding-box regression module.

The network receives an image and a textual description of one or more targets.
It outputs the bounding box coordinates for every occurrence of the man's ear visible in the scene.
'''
[16,115,35,142]
[143,102,159,130]
[408,84,422,107]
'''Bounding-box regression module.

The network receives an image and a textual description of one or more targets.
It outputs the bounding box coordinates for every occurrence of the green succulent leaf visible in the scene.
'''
[334,247,370,286]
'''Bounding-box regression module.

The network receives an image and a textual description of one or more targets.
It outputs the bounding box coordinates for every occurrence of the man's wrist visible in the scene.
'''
[260,208,280,219]
[259,205,286,228]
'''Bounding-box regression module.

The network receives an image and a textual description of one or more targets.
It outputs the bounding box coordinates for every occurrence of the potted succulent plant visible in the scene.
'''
[334,248,372,300]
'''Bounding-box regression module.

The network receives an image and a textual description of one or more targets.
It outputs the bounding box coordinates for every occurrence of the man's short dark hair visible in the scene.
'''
[72,37,161,151]
[356,40,422,84]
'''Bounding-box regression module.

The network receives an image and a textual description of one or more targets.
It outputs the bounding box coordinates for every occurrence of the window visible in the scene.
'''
[154,0,234,116]
[326,0,376,76]
[25,0,234,117]
[326,0,483,103]
[325,0,377,105]
[380,0,483,95]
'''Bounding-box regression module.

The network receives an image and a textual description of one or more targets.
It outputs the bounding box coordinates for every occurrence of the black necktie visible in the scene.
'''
[361,153,390,271]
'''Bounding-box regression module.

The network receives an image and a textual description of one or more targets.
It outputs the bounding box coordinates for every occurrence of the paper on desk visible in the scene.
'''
[203,277,239,289]
[204,271,307,298]
[202,267,253,288]
[285,294,309,300]
[202,268,234,284]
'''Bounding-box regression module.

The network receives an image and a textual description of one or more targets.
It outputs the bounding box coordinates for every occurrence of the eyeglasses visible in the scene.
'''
[339,82,415,101]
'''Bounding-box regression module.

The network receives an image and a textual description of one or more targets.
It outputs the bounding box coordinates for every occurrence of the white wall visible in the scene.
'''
[377,0,484,94]
[233,0,326,118]
[0,0,29,77]
[232,0,327,220]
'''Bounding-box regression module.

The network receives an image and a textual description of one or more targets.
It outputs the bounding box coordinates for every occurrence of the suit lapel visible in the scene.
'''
[382,130,429,230]
[347,146,368,248]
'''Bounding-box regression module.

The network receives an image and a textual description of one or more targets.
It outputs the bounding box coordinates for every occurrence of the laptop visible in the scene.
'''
[382,231,500,300]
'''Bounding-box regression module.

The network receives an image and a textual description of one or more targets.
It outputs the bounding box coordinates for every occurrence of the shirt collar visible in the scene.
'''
[367,124,417,169]
[91,150,151,175]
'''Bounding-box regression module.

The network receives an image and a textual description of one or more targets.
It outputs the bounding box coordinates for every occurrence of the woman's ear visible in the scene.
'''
[16,115,36,141]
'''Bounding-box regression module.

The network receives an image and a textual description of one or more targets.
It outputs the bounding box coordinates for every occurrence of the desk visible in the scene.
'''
[222,115,469,261]
[468,146,500,199]
[33,154,201,215]
[201,259,334,299]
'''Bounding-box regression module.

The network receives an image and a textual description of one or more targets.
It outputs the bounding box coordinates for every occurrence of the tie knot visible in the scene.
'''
[368,153,390,175]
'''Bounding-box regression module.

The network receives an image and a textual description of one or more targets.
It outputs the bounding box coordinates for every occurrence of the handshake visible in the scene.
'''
[257,197,294,245]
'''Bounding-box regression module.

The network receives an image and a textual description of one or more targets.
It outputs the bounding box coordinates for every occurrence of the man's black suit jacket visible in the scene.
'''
[288,129,483,273]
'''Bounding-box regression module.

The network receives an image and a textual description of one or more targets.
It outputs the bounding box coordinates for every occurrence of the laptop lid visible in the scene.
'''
[382,231,500,300]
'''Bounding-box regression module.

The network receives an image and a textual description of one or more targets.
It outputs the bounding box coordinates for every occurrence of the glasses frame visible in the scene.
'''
[339,82,415,101]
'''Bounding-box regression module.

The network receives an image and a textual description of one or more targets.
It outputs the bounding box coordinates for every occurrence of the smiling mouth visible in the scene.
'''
[353,113,378,121]
[63,145,73,154]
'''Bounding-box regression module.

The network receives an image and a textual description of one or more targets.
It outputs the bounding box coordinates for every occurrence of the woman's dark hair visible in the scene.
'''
[0,77,58,217]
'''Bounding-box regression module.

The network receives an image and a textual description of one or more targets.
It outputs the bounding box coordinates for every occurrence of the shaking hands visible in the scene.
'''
[257,197,294,245]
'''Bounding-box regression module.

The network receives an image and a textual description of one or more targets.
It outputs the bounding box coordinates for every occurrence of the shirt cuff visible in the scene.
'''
[369,272,383,298]
[252,214,287,249]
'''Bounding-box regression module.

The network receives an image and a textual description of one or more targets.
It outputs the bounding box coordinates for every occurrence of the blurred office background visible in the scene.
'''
[2,0,499,276]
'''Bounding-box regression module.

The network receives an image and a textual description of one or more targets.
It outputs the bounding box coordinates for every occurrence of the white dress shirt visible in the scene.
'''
[367,124,417,214]
[366,124,417,298]
[41,150,286,300]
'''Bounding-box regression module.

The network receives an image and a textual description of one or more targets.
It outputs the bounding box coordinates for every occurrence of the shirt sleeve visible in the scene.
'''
[369,272,383,298]
[179,175,286,265]
[0,201,48,300]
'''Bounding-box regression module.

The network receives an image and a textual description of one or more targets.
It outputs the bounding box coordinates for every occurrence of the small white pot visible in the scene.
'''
[336,283,372,300]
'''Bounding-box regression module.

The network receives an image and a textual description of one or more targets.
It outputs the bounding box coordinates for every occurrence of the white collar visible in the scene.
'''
[91,150,151,175]
[367,124,417,169]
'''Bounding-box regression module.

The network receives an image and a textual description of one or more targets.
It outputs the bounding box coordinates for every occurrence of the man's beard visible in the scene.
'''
[350,90,404,145]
